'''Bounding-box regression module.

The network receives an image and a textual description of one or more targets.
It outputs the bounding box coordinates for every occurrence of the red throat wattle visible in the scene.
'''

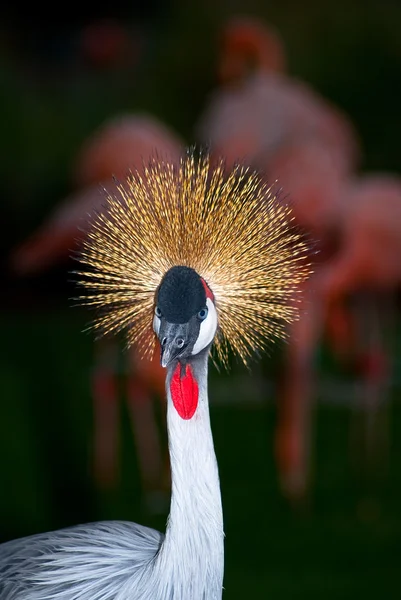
[170,363,199,419]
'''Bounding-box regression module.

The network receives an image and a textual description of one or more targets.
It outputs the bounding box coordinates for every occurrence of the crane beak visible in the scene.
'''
[159,322,190,368]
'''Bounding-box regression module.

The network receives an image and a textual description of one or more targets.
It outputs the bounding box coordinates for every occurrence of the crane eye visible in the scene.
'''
[155,306,162,318]
[197,307,208,321]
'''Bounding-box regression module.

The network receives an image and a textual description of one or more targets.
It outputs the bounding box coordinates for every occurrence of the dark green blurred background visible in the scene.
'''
[1,1,401,598]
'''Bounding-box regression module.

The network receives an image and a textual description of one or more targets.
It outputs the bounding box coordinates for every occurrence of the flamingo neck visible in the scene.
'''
[154,353,224,599]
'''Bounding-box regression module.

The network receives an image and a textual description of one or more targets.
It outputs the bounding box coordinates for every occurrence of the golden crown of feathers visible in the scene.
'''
[77,149,311,367]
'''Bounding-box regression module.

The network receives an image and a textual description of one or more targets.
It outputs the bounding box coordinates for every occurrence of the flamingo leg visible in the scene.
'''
[126,357,169,514]
[350,292,392,497]
[275,278,325,509]
[92,339,121,490]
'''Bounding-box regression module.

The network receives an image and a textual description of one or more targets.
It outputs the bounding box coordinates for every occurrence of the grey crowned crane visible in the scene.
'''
[0,151,310,599]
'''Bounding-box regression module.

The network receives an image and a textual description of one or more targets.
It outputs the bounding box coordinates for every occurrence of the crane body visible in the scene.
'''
[0,153,310,598]
[0,353,222,599]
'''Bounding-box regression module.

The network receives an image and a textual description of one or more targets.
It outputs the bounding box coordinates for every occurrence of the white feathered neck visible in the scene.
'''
[153,354,224,599]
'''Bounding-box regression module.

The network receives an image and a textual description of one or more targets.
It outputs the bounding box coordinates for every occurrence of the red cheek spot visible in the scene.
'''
[170,363,199,420]
[201,277,214,302]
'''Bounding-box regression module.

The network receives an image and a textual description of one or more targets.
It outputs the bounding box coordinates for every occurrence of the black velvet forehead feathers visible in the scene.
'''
[156,266,207,323]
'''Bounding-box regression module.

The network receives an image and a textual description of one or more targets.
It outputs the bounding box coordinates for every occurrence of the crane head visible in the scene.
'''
[77,150,312,369]
[153,266,218,368]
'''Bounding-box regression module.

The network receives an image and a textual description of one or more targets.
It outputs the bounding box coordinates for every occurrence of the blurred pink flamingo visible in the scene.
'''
[321,175,401,478]
[196,15,393,507]
[11,114,184,511]
[273,173,401,507]
[196,15,360,181]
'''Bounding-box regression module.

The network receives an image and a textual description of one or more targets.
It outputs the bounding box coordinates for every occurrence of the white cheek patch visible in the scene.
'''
[153,314,161,336]
[192,298,218,355]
